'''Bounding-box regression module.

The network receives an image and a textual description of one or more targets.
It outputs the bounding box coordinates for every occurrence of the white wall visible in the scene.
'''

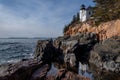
[79,9,93,22]
[79,10,87,22]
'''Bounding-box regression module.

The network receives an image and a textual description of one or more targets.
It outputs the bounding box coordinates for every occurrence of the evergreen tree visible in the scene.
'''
[76,12,80,21]
[63,25,69,33]
[93,0,120,23]
[72,15,77,24]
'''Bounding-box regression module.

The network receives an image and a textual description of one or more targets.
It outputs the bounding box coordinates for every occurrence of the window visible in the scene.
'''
[89,12,91,15]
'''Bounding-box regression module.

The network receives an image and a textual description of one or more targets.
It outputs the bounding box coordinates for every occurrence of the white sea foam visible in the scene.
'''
[0,38,38,65]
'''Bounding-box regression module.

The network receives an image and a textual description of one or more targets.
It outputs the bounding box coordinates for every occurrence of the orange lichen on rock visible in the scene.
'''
[64,20,120,40]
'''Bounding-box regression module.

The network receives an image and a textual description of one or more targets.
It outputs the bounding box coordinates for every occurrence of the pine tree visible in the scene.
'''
[63,25,69,33]
[76,12,80,21]
[93,0,120,23]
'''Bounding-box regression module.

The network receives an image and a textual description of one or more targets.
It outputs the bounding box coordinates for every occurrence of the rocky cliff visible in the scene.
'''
[0,35,120,80]
[34,35,120,80]
[64,19,120,40]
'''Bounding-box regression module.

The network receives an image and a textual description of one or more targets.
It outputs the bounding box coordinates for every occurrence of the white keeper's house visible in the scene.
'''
[79,4,93,22]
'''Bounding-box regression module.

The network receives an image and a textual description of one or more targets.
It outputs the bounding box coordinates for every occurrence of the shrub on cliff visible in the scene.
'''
[93,0,120,24]
[63,25,69,33]
[63,13,80,33]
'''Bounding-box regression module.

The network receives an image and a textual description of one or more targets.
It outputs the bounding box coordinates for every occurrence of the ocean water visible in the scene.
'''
[0,38,39,65]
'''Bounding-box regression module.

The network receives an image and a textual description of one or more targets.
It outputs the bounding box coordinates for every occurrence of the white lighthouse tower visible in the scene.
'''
[79,4,93,22]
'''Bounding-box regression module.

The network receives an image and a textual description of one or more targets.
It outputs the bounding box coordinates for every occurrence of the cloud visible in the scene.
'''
[0,0,94,38]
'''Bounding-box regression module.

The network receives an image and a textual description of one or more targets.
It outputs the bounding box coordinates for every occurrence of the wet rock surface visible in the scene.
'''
[89,36,120,72]
[0,59,49,80]
[89,63,120,80]
[0,34,120,80]
[31,64,50,80]
[35,39,64,64]
[46,69,91,80]
[55,69,90,80]
[54,33,98,64]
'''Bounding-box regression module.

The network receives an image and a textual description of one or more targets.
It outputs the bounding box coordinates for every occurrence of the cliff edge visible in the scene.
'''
[64,19,120,40]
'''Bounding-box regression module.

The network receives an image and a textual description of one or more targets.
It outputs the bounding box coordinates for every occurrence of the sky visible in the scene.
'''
[0,0,94,38]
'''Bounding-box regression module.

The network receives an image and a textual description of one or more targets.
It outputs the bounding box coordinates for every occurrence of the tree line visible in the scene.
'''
[93,0,120,24]
[63,13,80,33]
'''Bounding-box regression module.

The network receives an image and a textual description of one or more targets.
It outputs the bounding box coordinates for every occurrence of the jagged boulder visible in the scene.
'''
[64,53,76,67]
[0,59,48,80]
[34,40,57,63]
[89,36,120,72]
[55,32,98,52]
[34,40,49,58]
[54,32,98,65]
[116,56,120,63]
[30,64,50,80]
[55,69,90,80]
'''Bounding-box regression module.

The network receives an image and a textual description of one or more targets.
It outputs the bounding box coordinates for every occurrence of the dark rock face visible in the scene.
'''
[89,36,120,72]
[0,59,50,80]
[32,33,98,70]
[64,53,76,67]
[89,63,120,80]
[34,40,49,58]
[30,64,50,80]
[46,69,90,80]
[34,33,98,71]
[34,40,57,63]
[34,39,64,65]
[54,33,98,66]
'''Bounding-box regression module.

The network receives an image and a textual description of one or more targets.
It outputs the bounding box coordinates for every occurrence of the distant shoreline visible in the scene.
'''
[0,37,55,39]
